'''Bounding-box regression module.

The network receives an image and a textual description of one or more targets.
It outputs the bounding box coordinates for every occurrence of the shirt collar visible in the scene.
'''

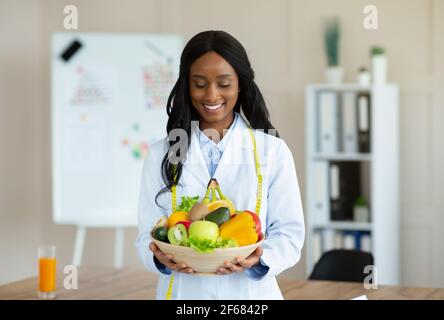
[196,112,240,153]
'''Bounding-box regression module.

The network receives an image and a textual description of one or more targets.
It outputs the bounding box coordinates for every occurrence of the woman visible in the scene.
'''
[135,30,304,299]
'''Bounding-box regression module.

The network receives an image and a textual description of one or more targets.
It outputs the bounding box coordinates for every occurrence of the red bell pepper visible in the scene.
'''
[244,210,261,238]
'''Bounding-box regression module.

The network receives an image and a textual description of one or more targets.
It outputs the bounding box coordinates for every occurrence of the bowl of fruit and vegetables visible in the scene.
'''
[151,179,264,274]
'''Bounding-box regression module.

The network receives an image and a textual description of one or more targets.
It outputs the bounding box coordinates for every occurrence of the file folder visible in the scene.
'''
[318,91,340,154]
[357,93,371,152]
[329,161,362,221]
[313,161,330,225]
[341,92,358,153]
[361,233,372,252]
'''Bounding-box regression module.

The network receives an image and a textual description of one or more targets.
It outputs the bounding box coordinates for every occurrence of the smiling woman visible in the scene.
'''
[136,30,305,300]
[189,52,240,139]
[155,30,278,203]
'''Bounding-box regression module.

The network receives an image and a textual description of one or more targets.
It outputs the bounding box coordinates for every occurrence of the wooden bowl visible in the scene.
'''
[152,237,264,274]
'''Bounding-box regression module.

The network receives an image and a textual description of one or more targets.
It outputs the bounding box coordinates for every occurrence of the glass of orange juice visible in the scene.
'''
[38,246,57,299]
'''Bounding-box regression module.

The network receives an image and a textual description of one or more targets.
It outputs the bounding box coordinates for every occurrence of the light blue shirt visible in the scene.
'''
[154,112,269,280]
[197,112,239,178]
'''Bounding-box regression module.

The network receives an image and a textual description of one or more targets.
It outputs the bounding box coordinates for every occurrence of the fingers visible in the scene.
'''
[150,243,172,264]
[236,247,263,269]
[160,257,195,274]
[226,261,243,273]
[216,247,264,274]
[217,261,244,275]
[177,267,194,274]
[150,242,169,263]
[149,242,194,274]
[166,261,194,274]
[217,266,231,275]
[149,242,158,252]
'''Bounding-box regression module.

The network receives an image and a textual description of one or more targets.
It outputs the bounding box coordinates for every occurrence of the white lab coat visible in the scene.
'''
[135,114,305,300]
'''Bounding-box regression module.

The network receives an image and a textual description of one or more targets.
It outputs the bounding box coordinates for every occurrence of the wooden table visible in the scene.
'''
[1,268,444,300]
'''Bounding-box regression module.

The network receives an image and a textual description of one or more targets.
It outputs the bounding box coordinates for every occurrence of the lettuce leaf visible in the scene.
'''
[177,195,200,212]
[184,236,238,253]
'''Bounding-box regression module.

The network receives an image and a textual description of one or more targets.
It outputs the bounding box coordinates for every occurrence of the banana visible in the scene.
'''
[215,186,236,214]
[202,178,236,214]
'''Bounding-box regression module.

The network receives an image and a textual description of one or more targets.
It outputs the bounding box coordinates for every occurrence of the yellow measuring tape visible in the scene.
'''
[165,127,262,300]
[248,127,263,215]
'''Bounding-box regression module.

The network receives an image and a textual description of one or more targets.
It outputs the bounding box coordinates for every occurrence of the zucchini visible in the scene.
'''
[205,207,231,226]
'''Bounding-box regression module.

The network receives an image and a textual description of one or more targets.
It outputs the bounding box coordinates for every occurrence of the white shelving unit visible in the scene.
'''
[305,83,400,285]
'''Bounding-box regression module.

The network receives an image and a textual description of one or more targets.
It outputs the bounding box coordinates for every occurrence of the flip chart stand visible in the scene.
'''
[72,225,125,268]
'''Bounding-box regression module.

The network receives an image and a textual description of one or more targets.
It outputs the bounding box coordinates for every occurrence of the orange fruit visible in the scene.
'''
[167,211,190,228]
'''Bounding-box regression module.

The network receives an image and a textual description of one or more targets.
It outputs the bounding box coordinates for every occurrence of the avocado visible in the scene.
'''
[167,224,188,245]
[205,207,231,226]
[152,226,168,243]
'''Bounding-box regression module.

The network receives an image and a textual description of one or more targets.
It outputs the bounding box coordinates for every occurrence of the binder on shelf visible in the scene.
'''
[321,229,336,252]
[312,231,322,264]
[318,91,340,154]
[357,93,371,153]
[341,230,372,251]
[329,161,362,221]
[360,232,372,252]
[320,229,343,253]
[312,161,329,225]
[329,163,341,219]
[341,92,358,153]
[333,231,343,249]
[342,232,355,250]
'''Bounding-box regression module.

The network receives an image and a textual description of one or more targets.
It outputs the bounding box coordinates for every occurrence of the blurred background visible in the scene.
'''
[0,0,443,288]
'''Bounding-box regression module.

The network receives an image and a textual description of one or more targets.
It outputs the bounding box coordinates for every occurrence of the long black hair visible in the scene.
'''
[155,30,279,207]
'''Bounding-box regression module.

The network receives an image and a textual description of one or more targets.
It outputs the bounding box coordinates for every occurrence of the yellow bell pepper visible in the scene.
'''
[219,212,258,246]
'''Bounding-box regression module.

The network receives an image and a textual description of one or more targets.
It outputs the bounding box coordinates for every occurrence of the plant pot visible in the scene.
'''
[372,54,387,84]
[353,206,370,222]
[357,71,371,86]
[325,66,344,84]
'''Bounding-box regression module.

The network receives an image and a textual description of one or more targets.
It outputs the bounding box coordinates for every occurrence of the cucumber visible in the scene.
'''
[205,207,231,226]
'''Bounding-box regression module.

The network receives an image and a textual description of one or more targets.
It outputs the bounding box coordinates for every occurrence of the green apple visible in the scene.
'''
[188,221,219,242]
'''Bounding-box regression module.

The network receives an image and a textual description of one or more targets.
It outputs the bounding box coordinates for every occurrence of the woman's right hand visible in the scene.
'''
[149,242,194,274]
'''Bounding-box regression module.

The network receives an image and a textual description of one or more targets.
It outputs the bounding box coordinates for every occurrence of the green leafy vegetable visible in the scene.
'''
[177,195,200,212]
[184,236,238,253]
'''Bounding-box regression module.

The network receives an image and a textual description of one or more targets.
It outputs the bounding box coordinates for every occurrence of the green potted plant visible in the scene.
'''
[370,45,387,84]
[323,17,343,84]
[353,196,370,222]
[357,66,371,86]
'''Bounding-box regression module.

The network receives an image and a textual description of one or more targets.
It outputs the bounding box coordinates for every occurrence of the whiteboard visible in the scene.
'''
[51,32,182,226]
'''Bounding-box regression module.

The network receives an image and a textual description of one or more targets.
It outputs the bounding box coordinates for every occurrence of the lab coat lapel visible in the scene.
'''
[182,128,211,187]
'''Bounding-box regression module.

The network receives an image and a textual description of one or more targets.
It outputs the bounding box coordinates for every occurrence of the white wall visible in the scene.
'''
[0,0,43,285]
[0,0,443,287]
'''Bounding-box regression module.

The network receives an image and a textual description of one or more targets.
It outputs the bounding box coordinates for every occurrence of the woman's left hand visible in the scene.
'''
[216,247,263,275]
